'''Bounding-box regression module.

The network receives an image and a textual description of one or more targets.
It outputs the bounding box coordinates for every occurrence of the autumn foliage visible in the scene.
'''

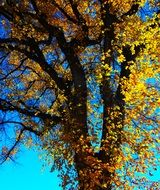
[0,0,159,189]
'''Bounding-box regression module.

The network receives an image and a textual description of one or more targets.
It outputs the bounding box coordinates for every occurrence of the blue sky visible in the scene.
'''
[0,147,159,190]
[0,148,61,190]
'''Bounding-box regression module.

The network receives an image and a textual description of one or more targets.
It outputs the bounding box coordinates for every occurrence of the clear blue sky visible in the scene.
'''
[0,147,159,190]
[0,148,61,190]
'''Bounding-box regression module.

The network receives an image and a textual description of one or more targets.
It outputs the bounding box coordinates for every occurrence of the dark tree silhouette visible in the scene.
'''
[0,0,159,189]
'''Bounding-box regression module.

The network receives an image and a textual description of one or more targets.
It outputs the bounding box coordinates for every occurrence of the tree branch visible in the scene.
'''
[121,3,139,18]
[0,129,24,165]
[0,38,69,94]
[51,0,78,24]
[0,58,26,80]
[0,98,61,123]
[0,120,41,136]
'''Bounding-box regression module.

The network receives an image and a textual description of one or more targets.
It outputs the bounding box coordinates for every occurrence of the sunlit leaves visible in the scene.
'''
[0,0,159,189]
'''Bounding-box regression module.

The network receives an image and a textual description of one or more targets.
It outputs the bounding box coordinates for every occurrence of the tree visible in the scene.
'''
[0,0,159,189]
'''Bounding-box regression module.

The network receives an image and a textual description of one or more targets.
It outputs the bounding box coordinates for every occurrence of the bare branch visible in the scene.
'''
[0,129,24,165]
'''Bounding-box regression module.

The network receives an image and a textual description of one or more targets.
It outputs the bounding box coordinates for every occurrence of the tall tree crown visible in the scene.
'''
[0,0,159,189]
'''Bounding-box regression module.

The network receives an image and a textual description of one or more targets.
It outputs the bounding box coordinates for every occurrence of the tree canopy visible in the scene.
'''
[0,0,159,189]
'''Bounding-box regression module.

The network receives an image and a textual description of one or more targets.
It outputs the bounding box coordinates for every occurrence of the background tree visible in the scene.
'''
[0,0,159,189]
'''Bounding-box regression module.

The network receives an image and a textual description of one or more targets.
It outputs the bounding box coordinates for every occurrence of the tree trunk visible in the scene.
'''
[74,151,113,190]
